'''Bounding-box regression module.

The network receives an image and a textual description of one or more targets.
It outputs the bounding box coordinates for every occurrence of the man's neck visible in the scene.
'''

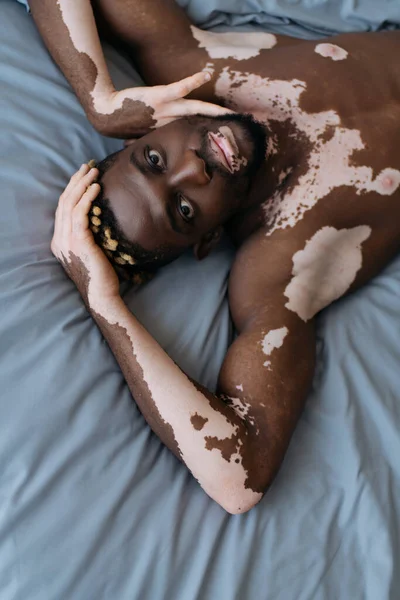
[226,122,302,246]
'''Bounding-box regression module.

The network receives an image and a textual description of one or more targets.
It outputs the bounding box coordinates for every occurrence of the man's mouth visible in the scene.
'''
[208,130,237,173]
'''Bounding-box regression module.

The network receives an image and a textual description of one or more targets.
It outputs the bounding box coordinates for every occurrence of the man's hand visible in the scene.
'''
[95,70,232,138]
[51,164,120,306]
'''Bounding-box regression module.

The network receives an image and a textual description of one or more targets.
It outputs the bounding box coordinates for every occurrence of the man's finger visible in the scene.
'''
[72,183,100,239]
[59,164,90,210]
[66,164,90,197]
[161,71,211,102]
[162,99,234,122]
[65,168,98,211]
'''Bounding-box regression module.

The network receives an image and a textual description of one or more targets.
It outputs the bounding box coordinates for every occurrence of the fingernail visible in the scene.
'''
[204,72,211,81]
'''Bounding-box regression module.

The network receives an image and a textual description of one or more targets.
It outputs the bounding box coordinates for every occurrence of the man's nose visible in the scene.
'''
[168,150,210,187]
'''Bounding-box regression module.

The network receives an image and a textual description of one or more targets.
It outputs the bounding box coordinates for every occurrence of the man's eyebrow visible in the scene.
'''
[129,149,147,175]
[166,203,186,235]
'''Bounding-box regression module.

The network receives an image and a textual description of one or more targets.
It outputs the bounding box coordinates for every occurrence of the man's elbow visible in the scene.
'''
[214,485,269,515]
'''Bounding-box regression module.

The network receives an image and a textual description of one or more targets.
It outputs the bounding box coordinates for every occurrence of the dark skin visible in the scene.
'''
[38,1,400,512]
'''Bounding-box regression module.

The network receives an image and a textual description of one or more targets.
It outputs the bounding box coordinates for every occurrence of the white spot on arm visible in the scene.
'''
[261,327,289,368]
[284,225,371,321]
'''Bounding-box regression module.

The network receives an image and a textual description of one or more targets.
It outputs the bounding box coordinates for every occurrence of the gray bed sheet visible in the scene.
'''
[178,0,400,38]
[1,1,400,599]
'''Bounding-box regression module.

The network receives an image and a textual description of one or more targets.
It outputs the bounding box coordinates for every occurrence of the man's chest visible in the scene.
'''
[221,30,400,237]
[222,31,400,321]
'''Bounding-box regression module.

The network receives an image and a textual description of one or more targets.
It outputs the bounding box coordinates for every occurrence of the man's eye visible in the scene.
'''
[178,195,195,222]
[145,147,165,171]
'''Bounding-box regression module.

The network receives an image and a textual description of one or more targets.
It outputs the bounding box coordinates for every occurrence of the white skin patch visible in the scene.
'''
[217,125,248,171]
[236,384,244,392]
[190,26,277,60]
[215,70,400,233]
[261,327,288,368]
[278,167,293,185]
[202,62,215,77]
[315,43,348,61]
[225,397,257,430]
[284,225,371,321]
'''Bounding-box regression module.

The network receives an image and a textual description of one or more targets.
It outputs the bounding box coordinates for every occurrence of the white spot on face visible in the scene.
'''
[191,26,277,60]
[315,43,348,61]
[284,225,371,321]
[236,384,244,392]
[217,125,248,172]
[261,327,288,368]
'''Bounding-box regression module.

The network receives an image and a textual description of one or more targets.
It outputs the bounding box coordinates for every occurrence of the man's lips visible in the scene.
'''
[208,131,235,173]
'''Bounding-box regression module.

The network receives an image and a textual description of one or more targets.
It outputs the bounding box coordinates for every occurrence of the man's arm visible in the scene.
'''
[29,0,124,133]
[88,277,315,514]
[29,0,226,137]
[94,0,213,96]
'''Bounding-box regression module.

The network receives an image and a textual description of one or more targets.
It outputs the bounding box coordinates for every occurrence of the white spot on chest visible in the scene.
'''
[315,43,348,61]
[284,225,371,321]
[215,70,400,233]
[261,327,288,368]
[191,26,277,60]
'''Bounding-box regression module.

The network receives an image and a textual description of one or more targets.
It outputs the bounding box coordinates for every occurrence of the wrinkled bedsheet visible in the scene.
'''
[1,1,400,599]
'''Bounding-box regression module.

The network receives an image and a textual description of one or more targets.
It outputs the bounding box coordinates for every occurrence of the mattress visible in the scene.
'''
[1,1,399,599]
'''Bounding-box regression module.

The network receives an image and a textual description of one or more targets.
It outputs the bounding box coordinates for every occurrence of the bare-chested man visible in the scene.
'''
[30,0,400,513]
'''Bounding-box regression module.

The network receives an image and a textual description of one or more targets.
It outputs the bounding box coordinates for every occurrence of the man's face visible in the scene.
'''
[98,114,266,265]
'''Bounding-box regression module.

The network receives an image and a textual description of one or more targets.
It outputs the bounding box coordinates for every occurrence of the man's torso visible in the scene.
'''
[201,30,400,322]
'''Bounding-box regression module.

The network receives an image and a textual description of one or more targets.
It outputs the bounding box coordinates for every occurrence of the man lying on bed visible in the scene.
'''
[30,0,400,514]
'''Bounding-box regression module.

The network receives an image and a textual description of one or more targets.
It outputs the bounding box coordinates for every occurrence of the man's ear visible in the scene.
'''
[193,227,223,261]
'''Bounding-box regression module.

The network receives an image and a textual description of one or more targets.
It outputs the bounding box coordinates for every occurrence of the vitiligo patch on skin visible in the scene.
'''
[190,26,277,60]
[215,69,400,233]
[202,62,215,77]
[261,327,289,368]
[224,396,257,429]
[284,225,371,321]
[218,125,248,172]
[315,43,348,61]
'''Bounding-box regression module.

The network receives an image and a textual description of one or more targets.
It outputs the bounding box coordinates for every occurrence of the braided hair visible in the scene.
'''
[87,158,154,286]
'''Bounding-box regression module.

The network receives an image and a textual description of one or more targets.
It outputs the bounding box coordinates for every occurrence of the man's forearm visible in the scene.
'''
[89,296,262,514]
[30,0,116,126]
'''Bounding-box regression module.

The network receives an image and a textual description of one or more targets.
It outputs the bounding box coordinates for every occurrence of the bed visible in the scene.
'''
[1,0,399,598]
